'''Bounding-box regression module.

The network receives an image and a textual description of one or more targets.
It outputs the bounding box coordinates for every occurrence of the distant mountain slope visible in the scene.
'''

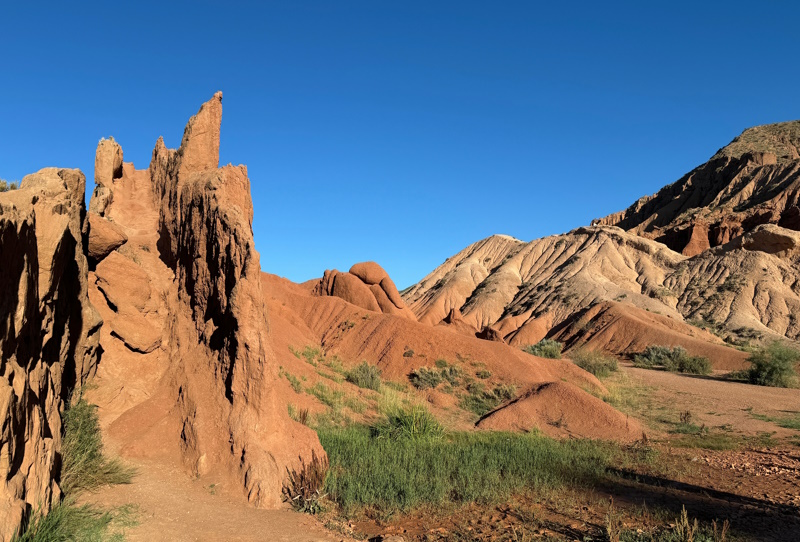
[593,120,800,256]
[403,121,800,359]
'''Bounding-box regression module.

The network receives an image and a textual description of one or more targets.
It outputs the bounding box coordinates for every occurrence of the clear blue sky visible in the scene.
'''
[2,2,798,288]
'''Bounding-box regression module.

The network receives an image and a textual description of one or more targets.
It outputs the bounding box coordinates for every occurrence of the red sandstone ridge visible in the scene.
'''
[84,92,322,508]
[0,169,101,539]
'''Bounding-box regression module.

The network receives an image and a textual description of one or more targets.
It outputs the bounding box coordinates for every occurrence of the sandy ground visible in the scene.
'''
[619,364,800,438]
[84,458,353,542]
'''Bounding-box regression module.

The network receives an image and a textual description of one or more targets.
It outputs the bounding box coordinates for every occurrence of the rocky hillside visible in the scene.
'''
[404,121,800,360]
[593,121,800,256]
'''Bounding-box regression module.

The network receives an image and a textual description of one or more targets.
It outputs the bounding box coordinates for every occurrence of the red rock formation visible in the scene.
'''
[316,261,417,320]
[81,92,322,507]
[0,169,101,540]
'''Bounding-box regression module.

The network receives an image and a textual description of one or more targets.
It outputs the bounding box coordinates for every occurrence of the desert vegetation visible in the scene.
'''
[746,341,799,388]
[634,346,712,375]
[571,348,619,378]
[318,407,613,516]
[0,179,19,191]
[522,338,563,359]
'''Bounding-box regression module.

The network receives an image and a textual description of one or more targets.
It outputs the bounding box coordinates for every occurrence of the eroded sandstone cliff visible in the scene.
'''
[0,169,101,540]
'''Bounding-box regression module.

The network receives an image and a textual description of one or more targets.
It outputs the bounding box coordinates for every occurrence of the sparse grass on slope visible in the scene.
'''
[571,349,619,378]
[522,339,563,359]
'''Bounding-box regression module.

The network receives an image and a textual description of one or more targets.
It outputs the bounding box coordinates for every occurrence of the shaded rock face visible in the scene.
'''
[316,261,417,320]
[0,169,100,540]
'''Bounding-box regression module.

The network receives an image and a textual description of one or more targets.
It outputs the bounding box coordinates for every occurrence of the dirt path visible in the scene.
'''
[84,456,353,542]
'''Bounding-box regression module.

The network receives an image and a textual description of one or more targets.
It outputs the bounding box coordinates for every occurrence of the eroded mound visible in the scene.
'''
[476,381,644,442]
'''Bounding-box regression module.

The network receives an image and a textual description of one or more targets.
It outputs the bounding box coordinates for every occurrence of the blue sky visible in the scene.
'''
[2,2,798,288]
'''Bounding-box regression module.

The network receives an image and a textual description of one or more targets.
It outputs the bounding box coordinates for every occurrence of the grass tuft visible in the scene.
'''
[571,349,618,378]
[345,361,381,391]
[60,400,135,495]
[522,339,563,359]
[371,404,443,440]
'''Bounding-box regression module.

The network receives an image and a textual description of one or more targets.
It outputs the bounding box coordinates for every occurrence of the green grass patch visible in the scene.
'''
[307,382,345,409]
[13,501,137,542]
[60,400,135,495]
[345,361,381,391]
[571,349,619,378]
[747,409,800,431]
[319,426,612,515]
[457,383,516,417]
[522,339,563,359]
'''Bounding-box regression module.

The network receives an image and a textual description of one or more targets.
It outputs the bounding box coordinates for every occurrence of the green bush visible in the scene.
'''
[476,369,492,379]
[0,179,19,192]
[634,346,712,375]
[458,383,516,417]
[522,339,563,359]
[371,404,443,440]
[345,361,381,391]
[409,366,444,389]
[570,349,618,378]
[747,342,799,388]
[318,426,612,515]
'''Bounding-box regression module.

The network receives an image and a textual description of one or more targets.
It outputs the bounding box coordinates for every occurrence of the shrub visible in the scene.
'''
[402,348,414,358]
[282,449,329,514]
[458,383,516,417]
[372,404,443,440]
[0,179,19,192]
[747,342,799,388]
[409,367,444,389]
[345,361,381,391]
[635,346,712,375]
[522,339,563,359]
[571,349,618,378]
[476,369,492,379]
[434,358,448,368]
[61,400,134,494]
